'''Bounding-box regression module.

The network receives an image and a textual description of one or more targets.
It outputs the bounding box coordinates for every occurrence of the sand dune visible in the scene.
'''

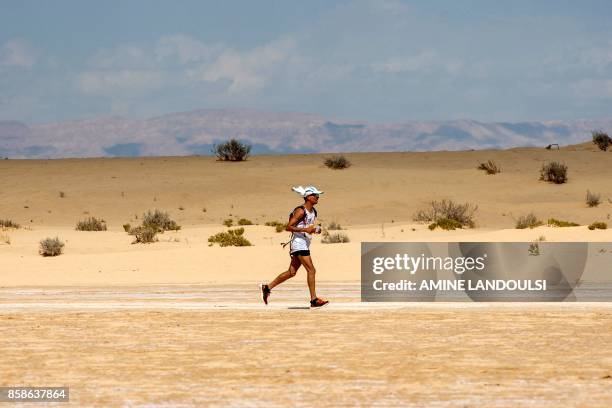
[1,144,612,286]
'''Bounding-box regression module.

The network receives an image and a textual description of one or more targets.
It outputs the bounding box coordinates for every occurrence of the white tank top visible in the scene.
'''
[290,207,316,252]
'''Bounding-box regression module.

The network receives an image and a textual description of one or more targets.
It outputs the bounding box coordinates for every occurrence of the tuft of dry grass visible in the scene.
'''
[327,222,343,230]
[413,199,477,228]
[477,160,500,175]
[539,161,567,184]
[547,218,579,227]
[0,219,20,228]
[321,231,350,244]
[515,213,544,229]
[586,190,601,207]
[76,217,107,231]
[39,237,64,256]
[324,155,351,169]
[130,226,158,244]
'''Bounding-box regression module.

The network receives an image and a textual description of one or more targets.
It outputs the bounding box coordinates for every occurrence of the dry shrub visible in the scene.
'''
[588,222,607,230]
[39,237,64,256]
[142,209,181,231]
[130,226,158,243]
[321,231,350,244]
[76,217,107,231]
[540,161,567,184]
[413,199,477,228]
[265,221,287,233]
[208,227,252,247]
[592,130,612,151]
[547,218,579,227]
[515,213,543,229]
[477,160,500,174]
[428,218,463,230]
[238,218,253,225]
[586,190,601,207]
[0,219,19,228]
[327,221,343,230]
[223,218,233,227]
[213,139,251,161]
[324,155,351,169]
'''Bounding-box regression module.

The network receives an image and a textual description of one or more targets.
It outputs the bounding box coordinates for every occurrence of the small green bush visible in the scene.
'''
[0,219,20,228]
[586,190,601,207]
[39,237,64,256]
[327,222,343,230]
[321,232,350,244]
[547,218,579,227]
[413,199,477,228]
[265,221,287,233]
[208,228,252,247]
[76,217,107,231]
[515,213,544,229]
[588,221,607,230]
[130,226,158,243]
[540,161,567,184]
[223,218,233,227]
[477,160,500,174]
[213,139,251,161]
[324,155,351,169]
[142,209,181,231]
[428,218,463,230]
[237,218,253,225]
[592,130,612,151]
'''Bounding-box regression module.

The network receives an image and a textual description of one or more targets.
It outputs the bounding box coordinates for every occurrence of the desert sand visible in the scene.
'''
[1,144,612,406]
[1,142,612,285]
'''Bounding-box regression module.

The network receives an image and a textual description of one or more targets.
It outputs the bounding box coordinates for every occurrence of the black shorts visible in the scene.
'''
[290,250,311,257]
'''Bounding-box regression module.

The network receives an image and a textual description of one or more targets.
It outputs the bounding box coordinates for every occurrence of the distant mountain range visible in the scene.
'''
[1,108,609,158]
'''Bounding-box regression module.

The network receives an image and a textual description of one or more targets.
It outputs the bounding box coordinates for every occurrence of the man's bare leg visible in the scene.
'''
[268,256,301,290]
[298,255,318,301]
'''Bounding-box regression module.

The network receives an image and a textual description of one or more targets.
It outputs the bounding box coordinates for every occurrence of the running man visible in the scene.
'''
[261,186,329,308]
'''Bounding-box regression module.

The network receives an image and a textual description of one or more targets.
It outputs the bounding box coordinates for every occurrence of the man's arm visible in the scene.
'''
[286,208,316,234]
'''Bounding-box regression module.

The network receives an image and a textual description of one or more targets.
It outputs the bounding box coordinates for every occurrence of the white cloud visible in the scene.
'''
[0,39,37,69]
[370,51,464,77]
[155,34,216,64]
[89,44,150,69]
[76,35,297,96]
[77,70,166,94]
[198,37,296,94]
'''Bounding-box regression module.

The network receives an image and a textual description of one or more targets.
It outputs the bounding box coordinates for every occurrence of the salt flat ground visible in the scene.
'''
[2,284,612,407]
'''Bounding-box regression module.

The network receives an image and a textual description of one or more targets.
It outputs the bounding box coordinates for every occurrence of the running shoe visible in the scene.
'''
[310,297,329,308]
[261,284,271,305]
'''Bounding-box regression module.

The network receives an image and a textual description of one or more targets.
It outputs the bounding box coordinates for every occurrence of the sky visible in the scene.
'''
[2,0,612,124]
